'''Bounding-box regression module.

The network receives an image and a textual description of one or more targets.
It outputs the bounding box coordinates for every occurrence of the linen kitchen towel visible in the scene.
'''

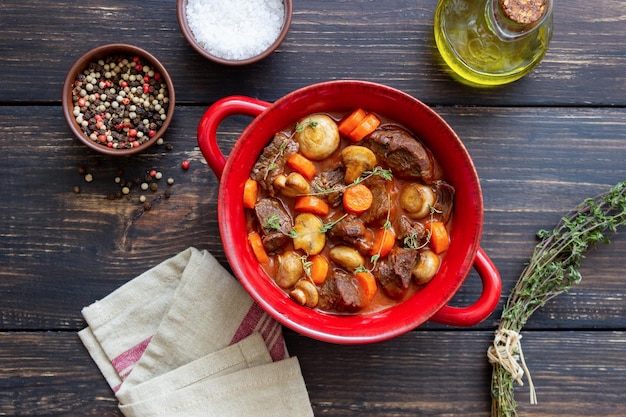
[78,247,313,417]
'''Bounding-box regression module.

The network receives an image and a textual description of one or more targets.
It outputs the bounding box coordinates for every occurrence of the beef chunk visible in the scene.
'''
[254,198,292,253]
[327,214,373,254]
[433,180,455,224]
[360,177,395,227]
[374,247,418,299]
[311,166,345,207]
[262,231,290,254]
[328,214,366,239]
[362,126,434,183]
[318,269,363,313]
[250,132,299,195]
[396,216,427,247]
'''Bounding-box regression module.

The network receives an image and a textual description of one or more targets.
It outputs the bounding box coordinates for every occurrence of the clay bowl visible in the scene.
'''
[197,80,502,344]
[62,44,175,156]
[177,0,293,65]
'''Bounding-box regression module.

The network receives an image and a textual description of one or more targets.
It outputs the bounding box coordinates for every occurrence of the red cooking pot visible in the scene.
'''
[198,80,501,344]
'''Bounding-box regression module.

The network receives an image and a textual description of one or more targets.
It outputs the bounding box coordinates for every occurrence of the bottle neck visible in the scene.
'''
[488,0,553,40]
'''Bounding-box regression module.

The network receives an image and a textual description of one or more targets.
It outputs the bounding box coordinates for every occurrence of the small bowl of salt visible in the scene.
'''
[177,0,292,65]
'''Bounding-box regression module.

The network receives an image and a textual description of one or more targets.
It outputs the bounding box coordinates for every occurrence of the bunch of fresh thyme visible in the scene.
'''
[489,180,626,417]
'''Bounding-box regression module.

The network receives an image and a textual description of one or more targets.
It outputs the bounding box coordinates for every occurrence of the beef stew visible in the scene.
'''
[244,109,455,314]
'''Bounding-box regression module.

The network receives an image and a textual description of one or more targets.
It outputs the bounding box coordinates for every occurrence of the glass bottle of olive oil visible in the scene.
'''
[434,0,553,86]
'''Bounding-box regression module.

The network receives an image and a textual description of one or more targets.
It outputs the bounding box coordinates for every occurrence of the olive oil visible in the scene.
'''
[434,0,553,86]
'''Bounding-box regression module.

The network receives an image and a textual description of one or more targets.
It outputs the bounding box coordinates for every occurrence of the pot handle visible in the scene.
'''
[197,96,270,180]
[430,247,501,326]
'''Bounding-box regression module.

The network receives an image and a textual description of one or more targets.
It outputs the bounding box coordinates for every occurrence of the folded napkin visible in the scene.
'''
[79,247,314,417]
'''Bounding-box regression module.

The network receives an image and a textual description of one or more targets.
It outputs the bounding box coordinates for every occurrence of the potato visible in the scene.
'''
[295,114,340,160]
[292,213,326,255]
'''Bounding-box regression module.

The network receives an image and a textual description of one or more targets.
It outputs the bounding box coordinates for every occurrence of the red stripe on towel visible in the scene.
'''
[111,336,152,377]
[230,302,264,344]
[229,303,287,361]
[267,322,287,361]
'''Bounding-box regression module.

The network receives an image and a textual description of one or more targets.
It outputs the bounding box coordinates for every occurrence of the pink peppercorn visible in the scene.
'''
[181,160,190,170]
[71,53,170,151]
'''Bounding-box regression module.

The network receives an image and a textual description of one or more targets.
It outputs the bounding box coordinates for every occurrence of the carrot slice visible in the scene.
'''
[309,254,329,285]
[248,231,270,264]
[338,108,367,137]
[348,113,381,142]
[425,221,450,254]
[369,227,396,258]
[243,178,258,209]
[343,183,373,215]
[294,196,330,216]
[355,270,377,305]
[287,153,317,180]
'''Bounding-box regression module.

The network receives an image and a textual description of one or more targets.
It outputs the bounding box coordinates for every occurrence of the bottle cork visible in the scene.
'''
[500,0,546,24]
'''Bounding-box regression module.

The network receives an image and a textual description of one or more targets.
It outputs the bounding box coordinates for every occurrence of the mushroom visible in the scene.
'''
[412,250,440,285]
[400,183,435,219]
[295,114,340,160]
[329,245,365,271]
[290,280,319,308]
[273,172,311,197]
[341,145,377,184]
[276,251,304,288]
[292,213,326,255]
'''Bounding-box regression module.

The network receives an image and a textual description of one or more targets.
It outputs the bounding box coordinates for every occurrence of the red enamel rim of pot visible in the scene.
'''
[197,80,501,344]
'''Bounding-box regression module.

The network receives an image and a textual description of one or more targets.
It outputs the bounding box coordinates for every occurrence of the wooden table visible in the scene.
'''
[1,1,625,415]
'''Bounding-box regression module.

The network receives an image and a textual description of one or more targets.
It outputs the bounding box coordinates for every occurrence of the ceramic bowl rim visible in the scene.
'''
[176,0,293,66]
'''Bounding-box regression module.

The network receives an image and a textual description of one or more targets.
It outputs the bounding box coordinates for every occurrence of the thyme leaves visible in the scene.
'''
[309,165,393,197]
[295,119,318,132]
[263,214,282,231]
[490,181,626,417]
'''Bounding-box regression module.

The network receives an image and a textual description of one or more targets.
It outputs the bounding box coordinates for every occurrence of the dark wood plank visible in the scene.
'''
[0,332,121,416]
[1,331,624,416]
[1,106,626,330]
[0,1,625,106]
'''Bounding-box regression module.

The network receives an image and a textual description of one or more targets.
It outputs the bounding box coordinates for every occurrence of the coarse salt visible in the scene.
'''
[186,0,285,61]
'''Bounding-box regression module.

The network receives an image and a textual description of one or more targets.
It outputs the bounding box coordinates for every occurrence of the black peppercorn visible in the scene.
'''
[70,53,170,150]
